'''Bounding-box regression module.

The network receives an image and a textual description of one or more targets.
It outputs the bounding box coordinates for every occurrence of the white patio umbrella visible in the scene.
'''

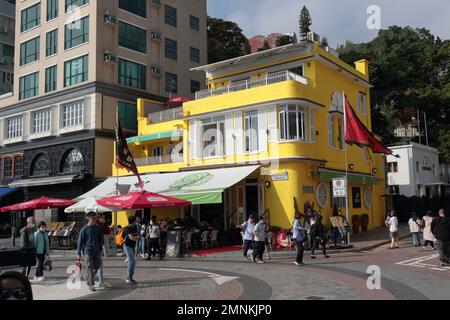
[64,197,113,213]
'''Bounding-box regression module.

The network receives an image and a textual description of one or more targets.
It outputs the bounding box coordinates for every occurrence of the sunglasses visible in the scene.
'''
[0,288,27,300]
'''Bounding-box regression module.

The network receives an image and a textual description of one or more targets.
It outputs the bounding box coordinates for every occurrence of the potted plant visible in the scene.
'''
[361,214,369,232]
[351,215,360,234]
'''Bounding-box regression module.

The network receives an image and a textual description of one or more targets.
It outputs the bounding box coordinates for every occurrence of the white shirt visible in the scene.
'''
[408,218,422,233]
[388,216,398,233]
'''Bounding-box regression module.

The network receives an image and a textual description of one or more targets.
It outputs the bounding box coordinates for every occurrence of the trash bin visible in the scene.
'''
[165,229,185,258]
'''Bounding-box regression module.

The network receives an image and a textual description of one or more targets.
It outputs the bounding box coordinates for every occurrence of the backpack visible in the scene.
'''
[115,228,126,246]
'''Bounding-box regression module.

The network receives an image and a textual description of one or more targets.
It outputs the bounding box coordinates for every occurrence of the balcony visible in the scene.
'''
[148,107,183,123]
[195,70,308,100]
[135,154,183,166]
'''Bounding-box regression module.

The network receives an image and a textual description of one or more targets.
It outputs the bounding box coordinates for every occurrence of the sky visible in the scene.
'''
[207,0,450,47]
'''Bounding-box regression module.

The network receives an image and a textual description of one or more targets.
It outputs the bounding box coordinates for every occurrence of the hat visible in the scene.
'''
[86,211,96,218]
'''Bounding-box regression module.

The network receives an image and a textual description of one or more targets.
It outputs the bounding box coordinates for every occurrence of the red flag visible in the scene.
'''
[344,96,399,157]
[115,110,143,188]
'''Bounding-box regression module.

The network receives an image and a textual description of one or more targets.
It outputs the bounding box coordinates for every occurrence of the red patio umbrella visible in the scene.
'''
[167,97,190,107]
[96,190,191,209]
[0,196,77,212]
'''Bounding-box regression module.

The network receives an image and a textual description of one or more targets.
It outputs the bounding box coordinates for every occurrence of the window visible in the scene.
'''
[6,116,23,139]
[3,158,12,178]
[14,157,23,178]
[45,65,57,93]
[244,111,259,152]
[47,0,58,20]
[61,148,84,173]
[118,102,137,132]
[364,187,372,209]
[119,21,147,53]
[21,3,41,32]
[64,55,88,87]
[3,44,14,57]
[2,71,13,85]
[46,29,58,56]
[65,16,89,49]
[190,15,200,31]
[316,183,328,208]
[165,38,177,60]
[328,113,344,150]
[30,154,51,177]
[152,146,163,157]
[389,185,400,195]
[164,5,177,27]
[387,162,398,173]
[279,105,306,141]
[201,116,225,157]
[32,108,52,133]
[165,72,177,94]
[357,93,367,114]
[191,80,200,94]
[416,161,420,173]
[118,58,146,89]
[62,100,84,127]
[119,0,146,18]
[19,72,39,100]
[190,47,200,63]
[20,36,40,66]
[65,0,88,12]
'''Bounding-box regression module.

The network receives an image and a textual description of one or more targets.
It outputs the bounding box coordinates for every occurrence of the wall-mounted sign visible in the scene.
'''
[332,178,346,197]
[302,186,314,194]
[272,172,289,181]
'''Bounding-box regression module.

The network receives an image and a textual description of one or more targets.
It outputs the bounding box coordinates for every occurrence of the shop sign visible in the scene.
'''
[271,173,289,181]
[302,186,314,194]
[332,178,347,197]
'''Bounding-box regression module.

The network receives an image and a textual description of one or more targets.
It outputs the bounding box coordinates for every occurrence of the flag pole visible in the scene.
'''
[343,92,351,246]
[114,105,119,232]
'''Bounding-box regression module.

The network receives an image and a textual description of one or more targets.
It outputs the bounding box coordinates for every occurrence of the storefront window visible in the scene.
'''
[31,154,51,177]
[61,148,84,173]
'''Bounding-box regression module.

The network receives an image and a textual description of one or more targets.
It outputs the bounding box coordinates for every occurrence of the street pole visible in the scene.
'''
[343,92,351,246]
[417,110,421,145]
[423,112,429,146]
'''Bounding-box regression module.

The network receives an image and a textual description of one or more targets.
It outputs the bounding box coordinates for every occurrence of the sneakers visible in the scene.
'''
[310,255,317,259]
[126,279,137,284]
[294,261,304,266]
[252,256,257,263]
[257,260,265,264]
[124,258,128,263]
[89,285,96,292]
[266,255,271,260]
[440,262,450,267]
[98,282,106,289]
[324,255,330,258]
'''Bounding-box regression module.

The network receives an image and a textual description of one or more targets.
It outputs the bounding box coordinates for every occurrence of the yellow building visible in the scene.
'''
[84,41,386,231]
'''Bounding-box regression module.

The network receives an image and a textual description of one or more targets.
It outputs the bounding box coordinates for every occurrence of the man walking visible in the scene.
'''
[20,216,36,278]
[122,216,140,283]
[77,212,102,292]
[252,217,266,263]
[146,218,163,260]
[238,214,255,261]
[431,208,450,266]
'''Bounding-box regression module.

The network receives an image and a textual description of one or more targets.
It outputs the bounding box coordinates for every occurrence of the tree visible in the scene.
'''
[299,5,312,39]
[257,40,271,52]
[207,17,251,64]
[276,34,295,47]
[321,37,329,47]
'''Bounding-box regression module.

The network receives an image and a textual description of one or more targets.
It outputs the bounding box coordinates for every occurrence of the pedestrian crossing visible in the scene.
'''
[396,254,450,271]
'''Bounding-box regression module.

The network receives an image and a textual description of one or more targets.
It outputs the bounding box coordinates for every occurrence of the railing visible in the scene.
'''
[195,70,308,100]
[134,154,183,166]
[148,107,183,123]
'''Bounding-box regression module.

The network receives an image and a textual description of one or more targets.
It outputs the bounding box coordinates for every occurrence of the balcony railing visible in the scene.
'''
[135,154,183,166]
[195,70,308,100]
[148,107,183,123]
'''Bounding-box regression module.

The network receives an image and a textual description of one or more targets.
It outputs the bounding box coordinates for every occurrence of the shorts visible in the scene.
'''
[390,232,398,238]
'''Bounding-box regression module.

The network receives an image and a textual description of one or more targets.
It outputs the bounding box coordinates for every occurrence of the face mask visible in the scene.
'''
[30,224,36,228]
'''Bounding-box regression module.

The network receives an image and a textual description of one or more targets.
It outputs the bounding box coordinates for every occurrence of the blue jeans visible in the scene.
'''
[140,238,146,256]
[411,232,420,246]
[96,258,103,284]
[124,245,136,280]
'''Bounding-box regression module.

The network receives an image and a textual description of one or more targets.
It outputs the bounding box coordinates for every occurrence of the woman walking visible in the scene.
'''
[33,222,50,282]
[292,213,305,266]
[387,211,399,249]
[310,215,330,259]
[408,212,422,247]
[422,210,436,250]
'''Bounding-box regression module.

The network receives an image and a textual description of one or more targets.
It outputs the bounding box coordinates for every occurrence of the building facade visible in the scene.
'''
[82,41,386,230]
[0,0,207,205]
[0,0,15,95]
[387,142,448,198]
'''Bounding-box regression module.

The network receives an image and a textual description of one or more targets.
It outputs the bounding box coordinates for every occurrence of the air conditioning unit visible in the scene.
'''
[104,14,117,24]
[151,66,161,77]
[103,52,117,63]
[151,32,162,41]
[306,32,320,43]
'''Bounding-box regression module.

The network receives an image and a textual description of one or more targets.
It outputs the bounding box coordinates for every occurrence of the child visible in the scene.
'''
[210,228,219,248]
[200,229,209,249]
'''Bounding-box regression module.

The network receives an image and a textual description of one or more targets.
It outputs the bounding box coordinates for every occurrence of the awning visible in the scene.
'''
[8,174,79,188]
[0,187,17,198]
[127,130,183,144]
[318,168,377,185]
[76,165,260,205]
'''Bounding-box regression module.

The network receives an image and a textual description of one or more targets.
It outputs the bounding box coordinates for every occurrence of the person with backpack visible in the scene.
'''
[146,218,163,260]
[408,212,423,247]
[431,208,450,266]
[20,216,36,278]
[292,213,305,266]
[252,217,267,263]
[33,221,50,283]
[77,212,102,291]
[121,216,140,283]
[238,214,255,262]
[310,214,330,259]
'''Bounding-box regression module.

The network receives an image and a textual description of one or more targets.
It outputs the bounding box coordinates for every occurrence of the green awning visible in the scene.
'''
[127,130,182,144]
[318,168,376,185]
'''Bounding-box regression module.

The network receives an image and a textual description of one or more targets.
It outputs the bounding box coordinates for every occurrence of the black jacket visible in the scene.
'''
[310,222,325,241]
[431,216,450,241]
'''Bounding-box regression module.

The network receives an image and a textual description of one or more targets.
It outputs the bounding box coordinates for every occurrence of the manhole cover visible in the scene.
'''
[305,296,325,300]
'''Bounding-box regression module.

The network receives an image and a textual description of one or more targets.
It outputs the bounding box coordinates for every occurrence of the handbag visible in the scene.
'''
[43,257,52,272]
